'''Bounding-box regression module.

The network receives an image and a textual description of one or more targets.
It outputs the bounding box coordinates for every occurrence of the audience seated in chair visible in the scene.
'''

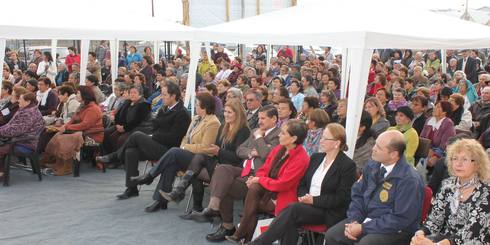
[38,85,80,159]
[160,100,250,212]
[44,86,104,176]
[102,86,151,155]
[325,130,425,245]
[0,92,44,181]
[36,77,59,116]
[387,106,419,166]
[248,123,357,245]
[96,82,191,200]
[223,120,310,244]
[420,101,456,170]
[189,105,281,242]
[0,85,25,127]
[411,139,490,245]
[130,92,220,212]
[353,110,375,176]
[303,108,329,156]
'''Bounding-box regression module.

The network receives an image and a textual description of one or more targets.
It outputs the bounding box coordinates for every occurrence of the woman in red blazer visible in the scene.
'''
[226,119,310,244]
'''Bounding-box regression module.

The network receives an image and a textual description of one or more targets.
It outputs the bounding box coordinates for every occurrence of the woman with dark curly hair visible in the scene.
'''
[45,86,104,176]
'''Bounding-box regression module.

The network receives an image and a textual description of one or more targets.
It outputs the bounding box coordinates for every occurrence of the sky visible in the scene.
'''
[299,0,489,10]
[0,0,487,24]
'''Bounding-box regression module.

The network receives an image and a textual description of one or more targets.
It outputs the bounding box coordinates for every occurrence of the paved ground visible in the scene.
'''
[0,162,234,245]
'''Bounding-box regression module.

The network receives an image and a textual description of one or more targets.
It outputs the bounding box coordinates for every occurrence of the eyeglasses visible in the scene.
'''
[321,137,337,141]
[450,157,475,165]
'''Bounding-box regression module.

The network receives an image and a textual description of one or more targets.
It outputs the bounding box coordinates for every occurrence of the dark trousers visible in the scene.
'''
[38,129,56,153]
[234,183,275,243]
[149,147,195,201]
[103,126,129,154]
[210,165,248,223]
[0,144,12,173]
[187,154,216,211]
[117,131,168,188]
[252,203,326,245]
[324,218,411,245]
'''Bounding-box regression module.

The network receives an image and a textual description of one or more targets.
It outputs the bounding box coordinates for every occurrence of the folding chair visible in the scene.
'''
[73,115,111,177]
[301,224,327,245]
[421,186,433,223]
[3,130,43,186]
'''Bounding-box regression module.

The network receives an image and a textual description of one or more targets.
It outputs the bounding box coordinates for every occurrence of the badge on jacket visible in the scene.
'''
[379,189,389,202]
[382,181,392,190]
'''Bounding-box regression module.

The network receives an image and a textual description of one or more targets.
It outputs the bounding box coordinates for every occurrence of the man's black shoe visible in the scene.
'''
[206,226,236,242]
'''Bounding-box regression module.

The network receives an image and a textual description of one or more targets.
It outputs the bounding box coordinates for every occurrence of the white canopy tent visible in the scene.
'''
[194,0,490,157]
[0,15,199,110]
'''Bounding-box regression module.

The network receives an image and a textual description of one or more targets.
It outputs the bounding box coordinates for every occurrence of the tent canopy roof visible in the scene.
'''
[197,0,490,49]
[0,15,195,41]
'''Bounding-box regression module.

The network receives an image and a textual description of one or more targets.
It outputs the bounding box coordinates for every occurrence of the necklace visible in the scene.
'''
[456,177,479,200]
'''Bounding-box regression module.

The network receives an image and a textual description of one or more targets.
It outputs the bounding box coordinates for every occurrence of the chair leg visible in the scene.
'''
[185,186,193,213]
[30,154,42,181]
[3,154,10,186]
[138,161,150,192]
[309,231,314,245]
[73,159,80,177]
[96,146,105,173]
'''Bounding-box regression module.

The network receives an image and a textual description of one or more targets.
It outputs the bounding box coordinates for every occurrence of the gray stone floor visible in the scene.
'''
[0,162,231,245]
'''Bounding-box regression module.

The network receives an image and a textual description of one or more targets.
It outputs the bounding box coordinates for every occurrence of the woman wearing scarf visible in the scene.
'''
[456,80,478,110]
[410,139,490,245]
[387,106,419,166]
[303,109,329,156]
[36,77,59,116]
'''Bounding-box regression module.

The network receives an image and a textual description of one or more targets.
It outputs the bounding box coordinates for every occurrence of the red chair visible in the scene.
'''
[301,224,327,245]
[421,186,433,223]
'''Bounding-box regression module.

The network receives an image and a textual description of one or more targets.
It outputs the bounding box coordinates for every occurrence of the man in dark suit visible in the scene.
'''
[325,130,425,245]
[191,105,281,242]
[245,90,262,130]
[97,82,191,200]
[457,49,478,84]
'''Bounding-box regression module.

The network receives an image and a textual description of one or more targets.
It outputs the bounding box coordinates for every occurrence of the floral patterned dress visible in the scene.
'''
[422,177,490,245]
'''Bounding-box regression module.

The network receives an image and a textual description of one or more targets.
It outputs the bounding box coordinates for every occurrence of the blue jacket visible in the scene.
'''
[347,157,424,236]
[126,53,143,68]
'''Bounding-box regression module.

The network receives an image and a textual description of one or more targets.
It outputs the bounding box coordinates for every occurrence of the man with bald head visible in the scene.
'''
[325,130,425,245]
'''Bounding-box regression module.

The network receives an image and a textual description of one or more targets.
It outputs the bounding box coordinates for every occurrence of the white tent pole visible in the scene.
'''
[185,41,200,116]
[110,39,118,83]
[341,48,349,98]
[440,49,447,74]
[0,38,6,89]
[345,48,374,158]
[205,42,211,63]
[79,39,90,85]
[153,40,159,64]
[51,39,57,65]
[266,44,272,71]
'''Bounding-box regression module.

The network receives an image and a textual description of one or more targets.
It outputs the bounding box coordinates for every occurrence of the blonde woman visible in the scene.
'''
[411,139,490,245]
[160,100,250,209]
[364,97,390,138]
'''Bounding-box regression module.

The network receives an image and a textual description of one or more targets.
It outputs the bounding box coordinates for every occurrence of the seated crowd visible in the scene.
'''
[2,44,490,245]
